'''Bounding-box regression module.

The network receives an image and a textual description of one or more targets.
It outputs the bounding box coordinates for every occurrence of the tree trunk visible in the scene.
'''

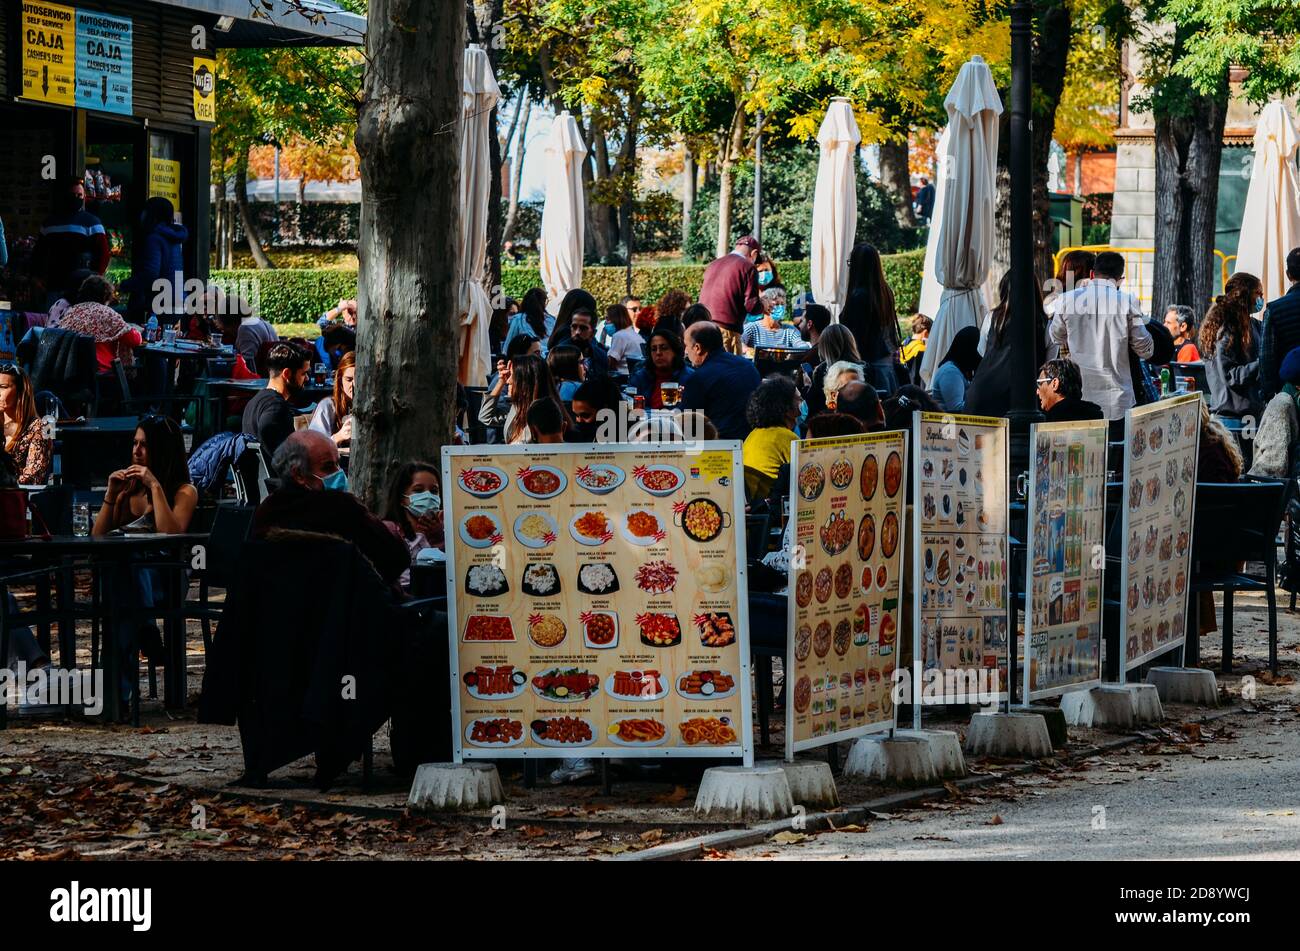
[681,144,695,257]
[878,137,917,230]
[715,102,746,258]
[234,154,275,270]
[352,0,463,508]
[503,97,530,243]
[1152,86,1227,319]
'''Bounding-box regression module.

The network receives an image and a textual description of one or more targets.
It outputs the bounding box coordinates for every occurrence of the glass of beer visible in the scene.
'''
[660,382,681,407]
[314,363,328,386]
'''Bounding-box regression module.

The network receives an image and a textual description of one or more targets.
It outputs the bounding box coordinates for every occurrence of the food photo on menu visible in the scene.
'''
[446,447,749,756]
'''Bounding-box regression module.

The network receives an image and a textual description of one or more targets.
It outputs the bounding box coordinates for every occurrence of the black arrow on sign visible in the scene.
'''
[101,76,108,105]
[42,65,49,96]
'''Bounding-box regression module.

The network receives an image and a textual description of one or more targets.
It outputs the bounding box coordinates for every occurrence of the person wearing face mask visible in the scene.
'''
[1200,272,1265,420]
[242,343,313,466]
[382,462,445,590]
[741,287,808,352]
[32,176,110,303]
[253,430,410,587]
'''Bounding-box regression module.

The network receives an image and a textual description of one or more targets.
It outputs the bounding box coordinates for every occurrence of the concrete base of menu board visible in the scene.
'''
[894,729,967,778]
[1060,686,1136,729]
[1145,666,1219,707]
[1123,683,1166,723]
[844,735,937,786]
[694,766,794,820]
[407,763,504,811]
[964,711,1052,759]
[777,761,839,808]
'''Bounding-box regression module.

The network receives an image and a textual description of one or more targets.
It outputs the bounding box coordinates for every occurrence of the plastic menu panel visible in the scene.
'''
[1024,419,1108,699]
[786,430,908,757]
[444,442,752,763]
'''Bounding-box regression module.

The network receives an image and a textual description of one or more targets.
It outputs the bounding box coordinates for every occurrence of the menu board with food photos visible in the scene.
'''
[1024,419,1108,699]
[1119,393,1201,671]
[912,413,1010,726]
[443,442,752,763]
[786,431,908,756]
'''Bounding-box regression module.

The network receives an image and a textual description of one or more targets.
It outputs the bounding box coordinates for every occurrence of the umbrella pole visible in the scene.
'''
[1006,0,1043,710]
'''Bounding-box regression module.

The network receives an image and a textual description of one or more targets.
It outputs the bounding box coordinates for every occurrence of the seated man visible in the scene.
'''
[242,343,312,464]
[681,321,762,440]
[834,381,885,432]
[1036,358,1104,422]
[253,430,410,587]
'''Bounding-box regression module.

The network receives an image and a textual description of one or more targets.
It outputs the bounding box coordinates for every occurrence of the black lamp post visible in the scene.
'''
[1007,0,1042,471]
[752,110,764,243]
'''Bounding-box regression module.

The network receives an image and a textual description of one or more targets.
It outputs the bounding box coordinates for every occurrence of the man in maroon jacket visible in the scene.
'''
[697,235,763,355]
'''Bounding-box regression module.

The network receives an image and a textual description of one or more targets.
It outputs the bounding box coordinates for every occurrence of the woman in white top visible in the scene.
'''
[604,303,645,375]
[308,350,355,445]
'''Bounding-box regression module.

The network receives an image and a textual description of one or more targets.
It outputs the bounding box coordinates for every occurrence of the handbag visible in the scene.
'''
[0,488,52,541]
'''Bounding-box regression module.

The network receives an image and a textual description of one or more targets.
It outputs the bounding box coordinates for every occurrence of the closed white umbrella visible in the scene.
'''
[811,98,861,316]
[457,45,500,386]
[918,125,950,322]
[919,56,1003,386]
[1235,100,1300,302]
[539,111,588,317]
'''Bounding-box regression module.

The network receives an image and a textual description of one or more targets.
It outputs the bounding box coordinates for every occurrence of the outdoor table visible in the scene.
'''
[205,377,334,402]
[55,417,140,488]
[0,532,207,724]
[139,342,229,398]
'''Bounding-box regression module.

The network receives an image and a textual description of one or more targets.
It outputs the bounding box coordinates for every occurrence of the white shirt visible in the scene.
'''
[607,327,644,371]
[1047,279,1153,420]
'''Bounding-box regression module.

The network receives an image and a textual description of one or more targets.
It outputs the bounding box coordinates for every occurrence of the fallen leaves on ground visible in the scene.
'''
[986,814,1004,826]
[771,831,807,844]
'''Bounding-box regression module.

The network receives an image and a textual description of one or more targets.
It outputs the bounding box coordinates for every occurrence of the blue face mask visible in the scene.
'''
[770,305,787,322]
[1256,296,1266,314]
[407,490,440,516]
[319,468,349,492]
[758,270,774,287]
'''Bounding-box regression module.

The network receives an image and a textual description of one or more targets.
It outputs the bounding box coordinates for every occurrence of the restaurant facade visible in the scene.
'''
[0,0,362,282]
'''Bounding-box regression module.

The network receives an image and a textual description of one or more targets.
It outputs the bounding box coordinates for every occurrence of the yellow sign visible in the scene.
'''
[149,158,181,209]
[21,1,76,106]
[192,57,216,122]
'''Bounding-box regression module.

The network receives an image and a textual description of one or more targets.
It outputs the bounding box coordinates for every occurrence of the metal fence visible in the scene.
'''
[1051,245,1234,312]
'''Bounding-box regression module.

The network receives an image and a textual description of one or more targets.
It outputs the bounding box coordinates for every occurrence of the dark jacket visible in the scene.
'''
[1260,283,1300,399]
[1203,327,1261,419]
[681,349,761,440]
[126,222,189,317]
[188,431,253,497]
[252,482,412,586]
[698,252,761,331]
[1045,397,1104,422]
[24,326,95,397]
[33,208,110,296]
[242,387,296,463]
[629,362,693,404]
[838,290,902,365]
[964,312,1047,419]
[915,183,935,218]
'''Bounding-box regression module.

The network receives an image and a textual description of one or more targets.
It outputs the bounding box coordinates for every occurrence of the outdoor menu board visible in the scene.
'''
[786,431,908,757]
[911,413,1010,727]
[443,442,753,764]
[1024,419,1108,700]
[1119,393,1201,671]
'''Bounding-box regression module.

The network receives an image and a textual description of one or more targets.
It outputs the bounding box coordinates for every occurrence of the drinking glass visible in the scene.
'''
[72,502,90,537]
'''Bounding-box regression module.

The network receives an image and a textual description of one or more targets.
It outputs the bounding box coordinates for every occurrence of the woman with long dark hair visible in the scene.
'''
[1201,272,1264,419]
[927,326,982,413]
[381,461,444,589]
[805,324,862,418]
[0,365,50,485]
[547,344,586,401]
[478,353,565,444]
[964,271,1048,418]
[629,328,694,409]
[93,415,197,536]
[504,287,553,353]
[838,243,901,396]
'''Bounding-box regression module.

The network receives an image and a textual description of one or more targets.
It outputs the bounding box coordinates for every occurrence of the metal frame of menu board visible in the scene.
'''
[1021,419,1109,702]
[910,412,1012,730]
[784,430,909,759]
[1117,392,1202,675]
[442,441,753,764]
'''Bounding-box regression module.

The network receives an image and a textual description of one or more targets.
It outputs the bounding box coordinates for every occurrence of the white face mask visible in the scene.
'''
[406,490,441,517]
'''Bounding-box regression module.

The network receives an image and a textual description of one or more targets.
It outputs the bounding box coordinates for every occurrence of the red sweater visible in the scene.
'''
[698,252,761,331]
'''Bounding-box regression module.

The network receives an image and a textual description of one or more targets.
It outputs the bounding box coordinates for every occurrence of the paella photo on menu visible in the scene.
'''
[1120,393,1201,670]
[913,414,1010,691]
[445,444,750,759]
[787,431,908,753]
[1025,420,1108,697]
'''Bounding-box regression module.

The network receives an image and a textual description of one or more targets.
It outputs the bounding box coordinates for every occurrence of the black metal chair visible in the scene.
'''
[744,512,770,562]
[185,504,257,654]
[1190,479,1288,673]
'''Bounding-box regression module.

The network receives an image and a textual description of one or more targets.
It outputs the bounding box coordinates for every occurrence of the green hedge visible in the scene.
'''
[207,250,927,326]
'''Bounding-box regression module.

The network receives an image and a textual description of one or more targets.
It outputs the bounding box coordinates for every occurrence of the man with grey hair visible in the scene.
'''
[251,430,410,585]
[1163,304,1201,363]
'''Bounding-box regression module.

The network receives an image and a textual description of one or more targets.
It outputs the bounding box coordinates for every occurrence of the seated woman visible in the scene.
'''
[547,344,585,402]
[742,375,801,499]
[478,353,562,444]
[629,328,694,409]
[309,350,355,446]
[56,274,142,373]
[381,462,444,591]
[604,303,645,376]
[1201,272,1263,420]
[927,326,981,413]
[1249,347,1300,479]
[91,416,198,696]
[741,287,809,352]
[0,365,51,485]
[806,325,863,417]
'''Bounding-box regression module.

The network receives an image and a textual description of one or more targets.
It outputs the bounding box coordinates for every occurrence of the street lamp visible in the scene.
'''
[752,110,764,243]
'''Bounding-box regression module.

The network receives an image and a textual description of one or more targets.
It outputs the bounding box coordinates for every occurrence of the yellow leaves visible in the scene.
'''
[578,75,607,105]
[787,112,822,141]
